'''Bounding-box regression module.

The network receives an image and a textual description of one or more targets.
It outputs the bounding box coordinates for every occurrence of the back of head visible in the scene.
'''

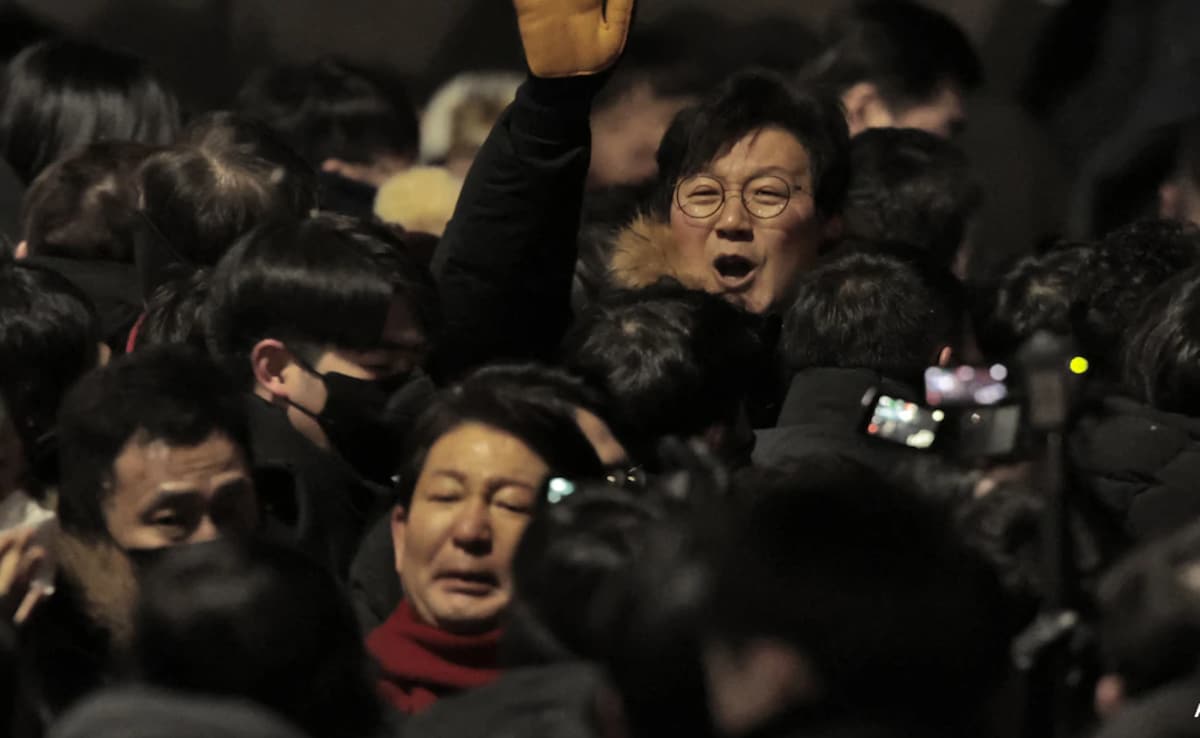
[238,58,418,168]
[139,269,211,351]
[707,460,1009,733]
[56,345,248,541]
[782,248,962,385]
[179,111,318,217]
[21,141,154,262]
[805,0,982,107]
[842,127,980,268]
[51,688,307,738]
[138,143,309,267]
[205,214,438,384]
[1098,520,1200,699]
[0,261,98,470]
[562,284,761,466]
[677,69,849,218]
[1124,265,1200,416]
[0,39,179,184]
[135,538,380,738]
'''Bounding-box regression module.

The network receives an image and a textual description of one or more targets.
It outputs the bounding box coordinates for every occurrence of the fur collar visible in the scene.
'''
[54,532,138,649]
[608,214,705,291]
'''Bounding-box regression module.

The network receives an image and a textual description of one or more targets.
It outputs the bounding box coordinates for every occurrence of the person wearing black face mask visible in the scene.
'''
[205,215,440,581]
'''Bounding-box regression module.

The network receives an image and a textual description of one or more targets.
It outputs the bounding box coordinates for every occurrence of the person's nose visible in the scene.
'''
[190,516,220,544]
[716,191,753,242]
[451,497,493,554]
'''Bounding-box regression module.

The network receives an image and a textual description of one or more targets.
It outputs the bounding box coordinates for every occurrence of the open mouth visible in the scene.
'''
[437,570,499,594]
[713,254,758,287]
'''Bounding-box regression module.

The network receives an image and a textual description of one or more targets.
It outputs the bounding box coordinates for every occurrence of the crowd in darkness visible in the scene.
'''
[3,1,1200,737]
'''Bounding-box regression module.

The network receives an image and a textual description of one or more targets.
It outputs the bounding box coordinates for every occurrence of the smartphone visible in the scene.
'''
[953,405,1023,459]
[862,392,944,450]
[925,365,1009,407]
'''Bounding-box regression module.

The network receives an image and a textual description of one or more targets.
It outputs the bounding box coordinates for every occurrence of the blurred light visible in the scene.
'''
[547,477,575,504]
[1069,356,1090,375]
[990,364,1008,382]
[932,410,945,423]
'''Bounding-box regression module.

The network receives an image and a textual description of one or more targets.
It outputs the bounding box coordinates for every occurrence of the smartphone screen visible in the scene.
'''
[864,394,944,450]
[925,365,1009,407]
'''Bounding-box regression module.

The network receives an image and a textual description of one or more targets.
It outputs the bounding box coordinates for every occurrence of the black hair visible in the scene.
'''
[981,222,1200,378]
[56,345,250,541]
[138,142,314,267]
[237,57,419,167]
[465,363,612,421]
[0,39,179,185]
[135,538,382,738]
[562,283,763,467]
[140,269,211,350]
[676,70,849,217]
[179,111,319,218]
[707,460,1010,734]
[1097,519,1200,697]
[205,214,438,385]
[504,482,666,666]
[1124,265,1200,416]
[782,248,963,385]
[590,15,720,114]
[841,127,981,268]
[0,262,99,473]
[805,0,983,107]
[393,374,605,508]
[20,141,154,262]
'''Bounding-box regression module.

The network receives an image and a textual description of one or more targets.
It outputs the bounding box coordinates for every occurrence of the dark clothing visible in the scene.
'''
[431,76,593,381]
[49,687,307,738]
[0,157,23,254]
[246,395,391,580]
[754,368,924,473]
[23,256,141,349]
[317,171,377,220]
[350,512,403,634]
[1069,395,1200,541]
[397,662,604,738]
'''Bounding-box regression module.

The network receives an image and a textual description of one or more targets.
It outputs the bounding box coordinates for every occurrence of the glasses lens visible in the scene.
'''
[743,176,791,219]
[677,176,724,218]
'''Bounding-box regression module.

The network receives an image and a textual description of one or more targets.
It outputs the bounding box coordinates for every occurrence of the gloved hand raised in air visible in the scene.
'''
[512,0,636,78]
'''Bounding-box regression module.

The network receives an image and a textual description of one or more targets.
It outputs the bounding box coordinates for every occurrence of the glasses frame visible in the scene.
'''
[674,174,801,220]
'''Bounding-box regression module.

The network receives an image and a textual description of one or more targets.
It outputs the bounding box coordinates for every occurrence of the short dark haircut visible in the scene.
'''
[179,111,319,218]
[138,142,313,267]
[140,269,211,351]
[136,538,382,738]
[842,127,980,268]
[562,284,762,465]
[782,248,963,384]
[394,374,605,509]
[0,261,99,469]
[1124,265,1200,416]
[676,70,849,217]
[56,345,251,541]
[1098,519,1200,697]
[708,460,1009,733]
[205,214,439,384]
[981,221,1200,376]
[21,141,154,262]
[465,363,613,422]
[0,39,179,185]
[805,0,983,107]
[237,58,419,166]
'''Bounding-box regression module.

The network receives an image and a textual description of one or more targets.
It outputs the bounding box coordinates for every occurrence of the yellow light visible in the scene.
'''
[1069,356,1089,375]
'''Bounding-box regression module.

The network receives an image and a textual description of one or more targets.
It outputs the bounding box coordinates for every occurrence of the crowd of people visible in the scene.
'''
[0,1,1199,737]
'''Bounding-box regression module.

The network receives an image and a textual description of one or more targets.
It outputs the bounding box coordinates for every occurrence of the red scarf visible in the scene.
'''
[366,600,501,714]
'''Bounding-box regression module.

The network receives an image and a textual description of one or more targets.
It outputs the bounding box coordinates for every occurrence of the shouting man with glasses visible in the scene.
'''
[611,70,849,316]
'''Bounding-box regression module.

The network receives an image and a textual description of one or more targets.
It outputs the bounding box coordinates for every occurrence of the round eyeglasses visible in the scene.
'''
[675,174,799,220]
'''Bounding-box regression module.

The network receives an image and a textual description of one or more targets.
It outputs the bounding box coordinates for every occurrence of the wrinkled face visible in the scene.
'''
[891,82,968,139]
[669,127,826,315]
[104,431,258,550]
[392,422,549,634]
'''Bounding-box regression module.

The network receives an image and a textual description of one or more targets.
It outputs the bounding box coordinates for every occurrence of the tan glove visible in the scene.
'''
[513,0,637,78]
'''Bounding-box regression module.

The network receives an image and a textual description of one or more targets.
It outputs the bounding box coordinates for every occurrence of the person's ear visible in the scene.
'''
[14,240,28,260]
[251,339,296,400]
[840,81,896,136]
[1094,673,1125,719]
[937,345,954,367]
[390,503,409,575]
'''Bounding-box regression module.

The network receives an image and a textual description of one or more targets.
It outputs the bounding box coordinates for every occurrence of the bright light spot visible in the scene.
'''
[1069,356,1090,375]
[932,410,945,422]
[990,364,1009,382]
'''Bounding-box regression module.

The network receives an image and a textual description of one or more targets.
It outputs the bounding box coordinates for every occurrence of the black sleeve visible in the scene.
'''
[431,75,597,381]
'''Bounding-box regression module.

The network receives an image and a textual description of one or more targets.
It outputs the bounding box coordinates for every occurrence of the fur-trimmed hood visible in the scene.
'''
[607,214,705,291]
